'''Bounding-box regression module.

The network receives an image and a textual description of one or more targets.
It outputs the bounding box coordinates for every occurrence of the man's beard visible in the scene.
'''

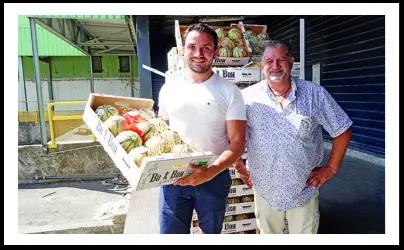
[267,71,288,82]
[187,58,213,73]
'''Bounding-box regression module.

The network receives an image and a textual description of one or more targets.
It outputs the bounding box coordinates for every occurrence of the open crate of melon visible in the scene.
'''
[83,93,213,191]
[231,22,269,56]
[175,20,252,66]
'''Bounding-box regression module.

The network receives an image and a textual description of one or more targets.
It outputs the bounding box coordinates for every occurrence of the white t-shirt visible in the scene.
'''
[158,73,246,159]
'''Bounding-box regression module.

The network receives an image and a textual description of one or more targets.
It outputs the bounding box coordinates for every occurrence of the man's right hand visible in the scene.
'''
[233,158,253,189]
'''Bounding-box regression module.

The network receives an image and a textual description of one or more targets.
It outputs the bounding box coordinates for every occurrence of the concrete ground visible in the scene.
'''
[18,181,130,234]
[318,148,385,234]
[17,147,385,234]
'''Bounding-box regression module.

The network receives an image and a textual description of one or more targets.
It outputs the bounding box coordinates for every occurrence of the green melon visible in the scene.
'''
[232,46,246,58]
[171,144,193,154]
[215,28,227,41]
[257,32,269,41]
[128,146,148,167]
[136,121,155,141]
[220,37,236,49]
[160,130,182,152]
[116,130,143,152]
[218,47,233,57]
[244,31,255,40]
[228,28,242,41]
[223,215,234,222]
[138,108,156,120]
[104,115,126,136]
[95,104,119,122]
[241,195,254,203]
[235,214,249,221]
[148,118,169,134]
[145,135,170,156]
[227,197,241,204]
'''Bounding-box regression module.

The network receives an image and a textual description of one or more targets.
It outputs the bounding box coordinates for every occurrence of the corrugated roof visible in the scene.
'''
[18,16,86,56]
[29,15,125,21]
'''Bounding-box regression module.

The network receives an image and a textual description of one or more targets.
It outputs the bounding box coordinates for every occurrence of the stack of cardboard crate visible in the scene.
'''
[191,166,257,234]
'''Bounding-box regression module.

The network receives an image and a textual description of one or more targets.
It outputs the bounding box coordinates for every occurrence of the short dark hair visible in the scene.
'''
[262,39,292,57]
[183,23,219,50]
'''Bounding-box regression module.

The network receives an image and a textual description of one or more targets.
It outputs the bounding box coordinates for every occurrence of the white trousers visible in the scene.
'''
[254,190,320,234]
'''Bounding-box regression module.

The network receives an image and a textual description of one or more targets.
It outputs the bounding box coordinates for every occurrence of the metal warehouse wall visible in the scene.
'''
[262,15,385,157]
[149,18,177,111]
[21,56,138,79]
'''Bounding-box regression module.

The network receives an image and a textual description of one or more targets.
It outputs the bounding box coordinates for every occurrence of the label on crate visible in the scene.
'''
[213,67,261,82]
[213,57,250,66]
[225,202,255,216]
[191,218,257,234]
[223,218,257,233]
[228,184,254,197]
[192,201,255,220]
[229,167,241,179]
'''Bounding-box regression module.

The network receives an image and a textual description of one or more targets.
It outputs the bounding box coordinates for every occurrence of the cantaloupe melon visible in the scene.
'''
[95,104,119,122]
[115,130,143,152]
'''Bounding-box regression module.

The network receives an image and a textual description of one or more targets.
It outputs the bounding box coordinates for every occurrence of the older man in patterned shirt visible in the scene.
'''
[235,40,353,234]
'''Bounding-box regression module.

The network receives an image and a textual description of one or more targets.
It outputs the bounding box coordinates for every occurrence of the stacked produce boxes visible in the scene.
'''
[191,166,257,234]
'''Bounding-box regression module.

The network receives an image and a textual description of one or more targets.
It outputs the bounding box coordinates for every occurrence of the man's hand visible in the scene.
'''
[306,166,336,189]
[173,164,216,186]
[233,159,253,189]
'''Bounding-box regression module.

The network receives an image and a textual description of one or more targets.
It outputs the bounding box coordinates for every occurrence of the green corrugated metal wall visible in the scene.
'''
[19,15,138,79]
[18,16,86,56]
[30,15,125,20]
[22,56,138,79]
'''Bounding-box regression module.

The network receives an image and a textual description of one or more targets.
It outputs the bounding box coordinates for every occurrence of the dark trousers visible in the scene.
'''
[159,169,231,234]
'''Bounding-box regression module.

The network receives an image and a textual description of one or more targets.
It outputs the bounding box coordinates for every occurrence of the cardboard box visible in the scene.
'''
[212,67,261,83]
[212,57,250,67]
[233,22,268,56]
[192,218,257,234]
[175,20,251,67]
[229,167,241,179]
[225,202,255,216]
[291,62,301,79]
[167,47,185,72]
[232,23,267,34]
[83,93,213,191]
[193,201,255,220]
[167,47,178,71]
[228,184,254,197]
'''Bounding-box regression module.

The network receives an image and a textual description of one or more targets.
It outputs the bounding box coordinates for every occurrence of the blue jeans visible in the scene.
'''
[159,169,231,234]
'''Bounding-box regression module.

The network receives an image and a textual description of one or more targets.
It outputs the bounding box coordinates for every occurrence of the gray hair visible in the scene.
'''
[262,39,292,57]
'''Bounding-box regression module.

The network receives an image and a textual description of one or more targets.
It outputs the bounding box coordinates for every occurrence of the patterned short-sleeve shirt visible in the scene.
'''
[242,79,353,211]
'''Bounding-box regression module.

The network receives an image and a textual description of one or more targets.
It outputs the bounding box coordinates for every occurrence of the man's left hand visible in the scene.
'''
[306,166,336,189]
[173,165,216,186]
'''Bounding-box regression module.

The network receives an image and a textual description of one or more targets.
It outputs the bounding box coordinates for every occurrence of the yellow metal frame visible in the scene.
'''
[47,101,95,149]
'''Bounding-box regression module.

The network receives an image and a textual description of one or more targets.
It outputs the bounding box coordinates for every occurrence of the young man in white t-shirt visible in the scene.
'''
[158,23,246,234]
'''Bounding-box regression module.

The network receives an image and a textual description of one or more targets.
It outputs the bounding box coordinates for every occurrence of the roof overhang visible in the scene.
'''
[31,15,136,56]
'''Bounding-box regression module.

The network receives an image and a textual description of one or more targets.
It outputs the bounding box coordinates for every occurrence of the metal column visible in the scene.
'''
[135,16,152,99]
[47,57,54,101]
[129,55,134,97]
[18,56,28,112]
[299,18,305,80]
[29,17,47,147]
[89,56,94,93]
